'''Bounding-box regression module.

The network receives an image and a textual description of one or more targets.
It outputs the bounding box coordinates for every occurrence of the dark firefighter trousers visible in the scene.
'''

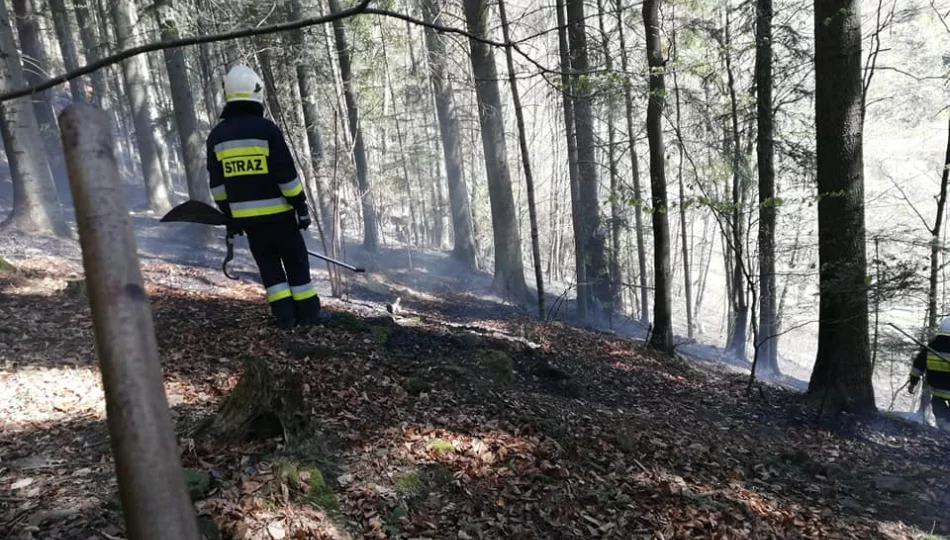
[244,214,320,326]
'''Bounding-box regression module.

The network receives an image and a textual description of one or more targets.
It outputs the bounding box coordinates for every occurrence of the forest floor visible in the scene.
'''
[2,225,950,539]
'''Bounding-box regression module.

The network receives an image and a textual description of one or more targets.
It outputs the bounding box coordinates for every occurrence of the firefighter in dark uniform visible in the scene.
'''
[207,65,320,329]
[909,317,950,432]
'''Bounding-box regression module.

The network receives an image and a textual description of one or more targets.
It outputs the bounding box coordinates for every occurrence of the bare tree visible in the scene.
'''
[48,0,84,102]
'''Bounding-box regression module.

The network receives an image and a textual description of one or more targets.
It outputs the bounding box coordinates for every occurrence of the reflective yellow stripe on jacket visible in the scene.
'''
[230,198,293,219]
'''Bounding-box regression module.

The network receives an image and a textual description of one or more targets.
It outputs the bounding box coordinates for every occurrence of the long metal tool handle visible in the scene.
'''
[887,323,950,362]
[59,104,201,540]
[308,250,365,273]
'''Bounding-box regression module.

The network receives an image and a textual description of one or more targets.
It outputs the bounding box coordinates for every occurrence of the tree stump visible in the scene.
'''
[197,357,305,444]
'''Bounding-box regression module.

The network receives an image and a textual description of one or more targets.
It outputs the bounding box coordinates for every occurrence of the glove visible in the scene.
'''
[226,219,243,237]
[908,378,919,394]
[297,210,311,231]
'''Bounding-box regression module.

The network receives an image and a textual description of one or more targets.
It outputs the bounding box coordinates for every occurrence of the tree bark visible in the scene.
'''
[554,0,588,319]
[927,117,950,331]
[566,0,609,317]
[597,0,623,316]
[615,0,649,326]
[0,0,66,235]
[48,0,84,102]
[154,0,211,205]
[12,0,68,198]
[110,0,171,213]
[498,0,544,319]
[643,0,673,353]
[808,0,875,412]
[755,0,779,375]
[462,0,528,302]
[328,0,378,251]
[670,19,693,338]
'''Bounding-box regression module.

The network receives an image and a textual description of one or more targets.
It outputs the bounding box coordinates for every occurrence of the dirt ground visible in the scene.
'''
[2,237,950,539]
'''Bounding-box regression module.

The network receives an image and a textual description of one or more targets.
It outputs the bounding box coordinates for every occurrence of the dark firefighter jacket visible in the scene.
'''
[207,101,307,226]
[911,333,950,399]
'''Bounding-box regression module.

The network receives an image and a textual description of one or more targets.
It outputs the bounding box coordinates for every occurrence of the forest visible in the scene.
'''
[1,0,950,538]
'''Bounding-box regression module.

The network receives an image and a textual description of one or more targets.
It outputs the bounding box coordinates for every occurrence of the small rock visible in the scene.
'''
[267,521,286,540]
[11,477,34,490]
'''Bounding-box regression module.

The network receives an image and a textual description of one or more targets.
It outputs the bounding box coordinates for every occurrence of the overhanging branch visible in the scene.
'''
[0,1,570,103]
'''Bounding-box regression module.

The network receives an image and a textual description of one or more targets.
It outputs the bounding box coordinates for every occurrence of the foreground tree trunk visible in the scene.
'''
[554,0,588,319]
[566,0,609,317]
[0,0,66,235]
[111,0,172,213]
[48,0,84,103]
[807,0,875,412]
[643,0,673,353]
[154,0,211,205]
[462,0,529,302]
[615,0,649,326]
[421,0,477,269]
[755,0,779,375]
[328,0,379,251]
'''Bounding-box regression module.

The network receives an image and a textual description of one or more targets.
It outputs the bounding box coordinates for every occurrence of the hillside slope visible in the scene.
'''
[1,240,949,539]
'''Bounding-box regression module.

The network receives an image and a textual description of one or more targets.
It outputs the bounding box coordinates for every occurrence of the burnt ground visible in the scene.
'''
[1,229,950,540]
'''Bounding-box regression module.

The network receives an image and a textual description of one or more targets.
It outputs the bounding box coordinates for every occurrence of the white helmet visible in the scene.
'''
[224,65,264,104]
[940,318,950,335]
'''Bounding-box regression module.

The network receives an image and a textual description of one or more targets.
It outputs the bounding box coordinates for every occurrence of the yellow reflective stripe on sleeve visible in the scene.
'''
[211,185,227,201]
[291,283,317,301]
[230,198,293,218]
[279,177,303,198]
[928,386,950,399]
[927,354,950,372]
[266,282,292,303]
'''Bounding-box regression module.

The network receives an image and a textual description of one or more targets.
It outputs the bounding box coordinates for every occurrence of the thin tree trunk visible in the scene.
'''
[643,0,673,352]
[48,0,84,102]
[615,0,649,326]
[74,0,108,109]
[110,0,171,213]
[808,0,875,412]
[462,0,529,302]
[555,0,588,319]
[154,0,210,205]
[498,0,544,318]
[597,0,623,315]
[0,0,66,235]
[927,117,950,333]
[328,0,378,251]
[671,20,694,338]
[755,0,779,375]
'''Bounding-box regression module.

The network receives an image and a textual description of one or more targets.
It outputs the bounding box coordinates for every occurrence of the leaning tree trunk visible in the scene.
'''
[755,0,780,375]
[462,0,529,303]
[48,0,84,103]
[807,0,875,412]
[554,0,588,319]
[328,0,378,251]
[12,0,68,198]
[498,0,545,319]
[615,0,649,326]
[288,0,332,230]
[643,0,673,353]
[154,0,211,205]
[111,0,172,213]
[0,0,66,235]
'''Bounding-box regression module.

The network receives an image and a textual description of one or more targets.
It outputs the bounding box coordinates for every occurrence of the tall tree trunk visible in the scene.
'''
[498,0,545,318]
[48,0,84,102]
[755,0,779,375]
[154,0,210,205]
[615,0,649,326]
[808,0,875,412]
[288,0,331,228]
[597,0,623,315]
[724,7,749,360]
[12,0,68,198]
[0,0,66,235]
[928,117,950,331]
[111,0,171,213]
[462,0,529,302]
[566,0,609,317]
[670,18,693,338]
[74,0,109,110]
[328,0,378,251]
[555,0,588,319]
[643,0,673,353]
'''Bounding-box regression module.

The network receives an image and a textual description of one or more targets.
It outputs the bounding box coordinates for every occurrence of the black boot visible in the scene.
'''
[271,297,297,330]
[294,295,321,326]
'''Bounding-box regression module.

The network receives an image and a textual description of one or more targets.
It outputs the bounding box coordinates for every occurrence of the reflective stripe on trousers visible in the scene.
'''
[291,282,317,301]
[266,282,291,303]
